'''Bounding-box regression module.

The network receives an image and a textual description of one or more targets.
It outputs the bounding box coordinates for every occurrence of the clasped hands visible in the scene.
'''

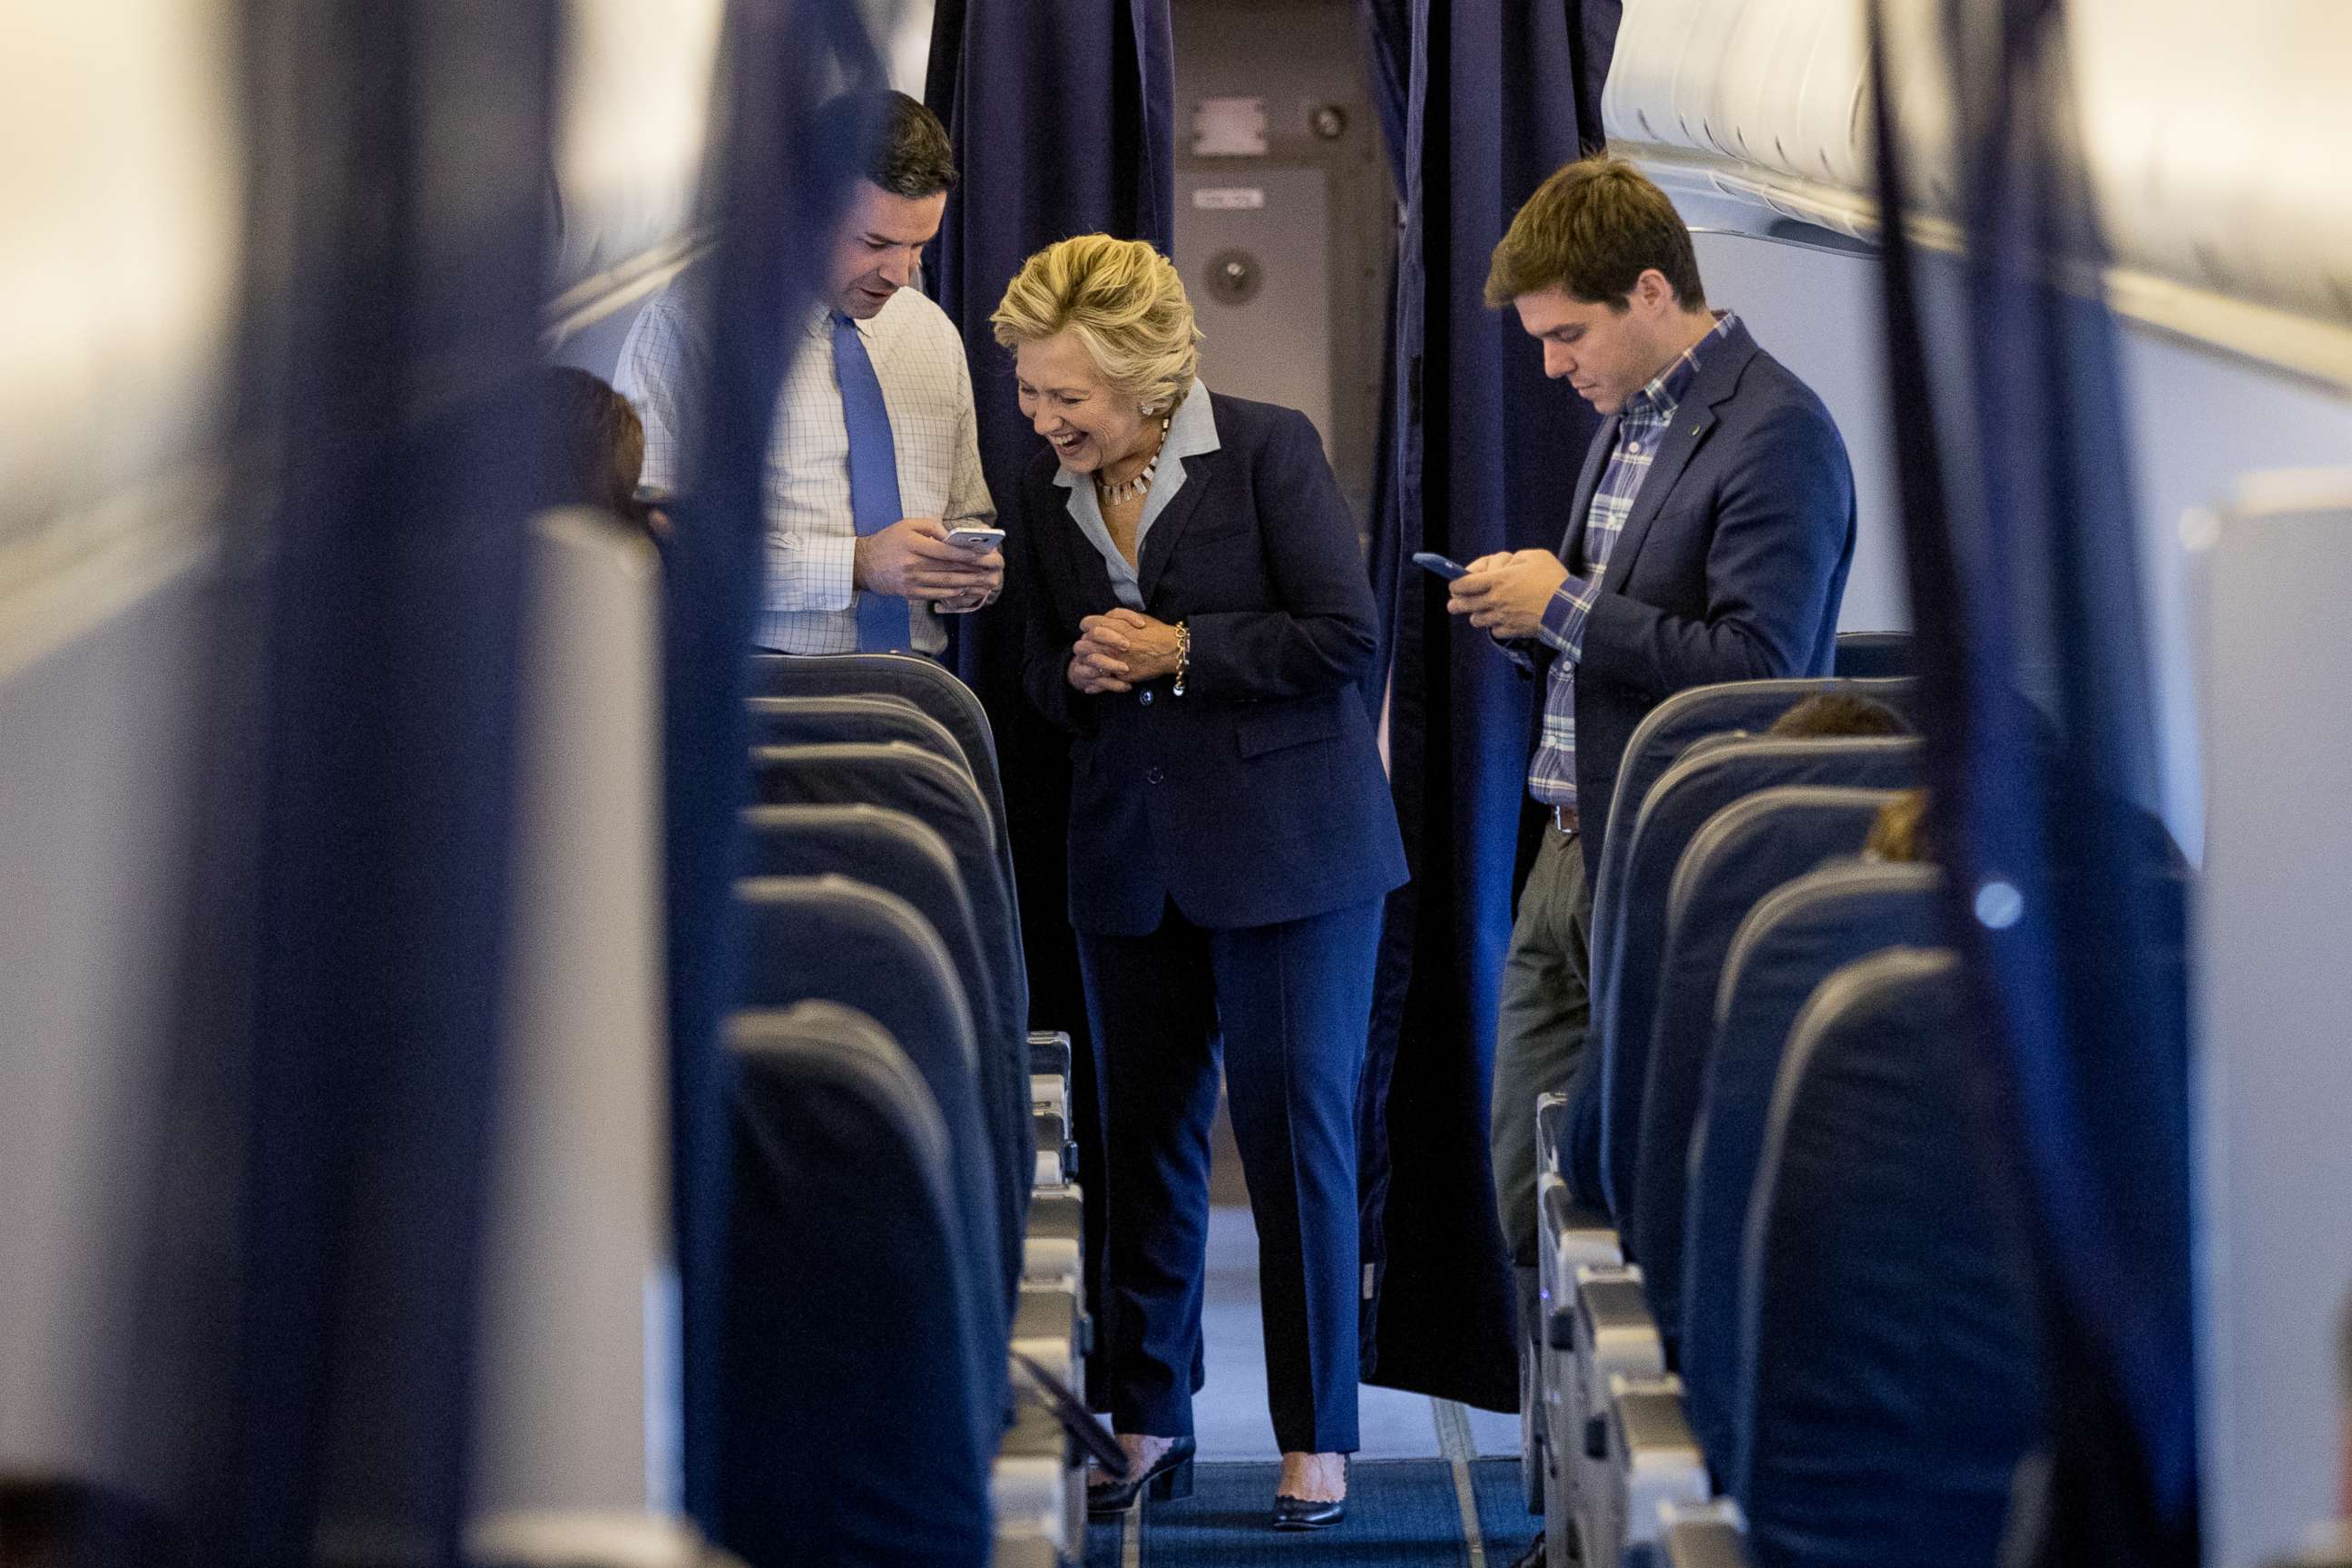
[1445,549,1570,642]
[1067,608,1182,695]
[854,517,1004,612]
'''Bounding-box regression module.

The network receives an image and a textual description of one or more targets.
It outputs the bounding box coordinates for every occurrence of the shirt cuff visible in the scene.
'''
[769,531,857,614]
[1535,575,1594,660]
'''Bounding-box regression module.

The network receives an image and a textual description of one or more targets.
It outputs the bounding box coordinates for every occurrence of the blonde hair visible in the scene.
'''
[1864,788,1931,864]
[990,234,1202,410]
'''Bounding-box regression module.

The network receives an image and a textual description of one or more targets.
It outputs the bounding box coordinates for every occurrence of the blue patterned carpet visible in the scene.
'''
[1470,1454,1543,1563]
[1100,1458,1538,1565]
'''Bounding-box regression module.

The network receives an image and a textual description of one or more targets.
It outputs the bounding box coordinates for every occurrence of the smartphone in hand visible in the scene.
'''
[946,525,1006,551]
[1412,551,1469,581]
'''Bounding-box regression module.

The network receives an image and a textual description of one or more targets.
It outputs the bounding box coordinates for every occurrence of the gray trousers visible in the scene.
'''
[1489,822,1592,1266]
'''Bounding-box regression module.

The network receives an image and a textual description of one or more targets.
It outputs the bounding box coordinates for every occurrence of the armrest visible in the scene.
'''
[988,1534,1060,1568]
[1608,1375,1712,1551]
[1539,1171,1622,1348]
[1028,1185,1083,1243]
[990,1451,1067,1554]
[1660,1502,1751,1568]
[466,1512,718,1567]
[1034,1108,1068,1155]
[1536,1090,1571,1179]
[1031,1072,1067,1121]
[1026,1031,1072,1079]
[1575,1267,1664,1408]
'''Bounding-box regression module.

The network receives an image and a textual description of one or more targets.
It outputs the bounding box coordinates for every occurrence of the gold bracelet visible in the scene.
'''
[1173,621,1191,697]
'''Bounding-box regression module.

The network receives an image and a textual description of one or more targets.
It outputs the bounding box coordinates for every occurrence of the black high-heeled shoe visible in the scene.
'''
[1272,1455,1348,1531]
[1086,1436,1197,1514]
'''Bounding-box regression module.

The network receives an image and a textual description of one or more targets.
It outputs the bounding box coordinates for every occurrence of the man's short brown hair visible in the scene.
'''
[541,366,644,515]
[1485,156,1705,311]
[820,89,957,200]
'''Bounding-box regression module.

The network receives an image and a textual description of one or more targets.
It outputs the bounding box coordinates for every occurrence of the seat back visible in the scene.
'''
[1831,631,1914,678]
[1589,678,1915,986]
[746,693,965,769]
[734,875,1013,1344]
[750,740,1028,1044]
[469,510,672,1528]
[1596,737,1921,1219]
[1678,860,1941,1473]
[740,802,1025,1289]
[1628,787,1896,1349]
[720,1004,994,1568]
[749,652,1011,891]
[1737,948,2036,1567]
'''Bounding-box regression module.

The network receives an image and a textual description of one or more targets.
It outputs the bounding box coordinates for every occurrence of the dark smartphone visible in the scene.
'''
[1412,551,1469,581]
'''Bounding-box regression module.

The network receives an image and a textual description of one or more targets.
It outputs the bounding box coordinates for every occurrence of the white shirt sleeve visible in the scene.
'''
[613,291,702,494]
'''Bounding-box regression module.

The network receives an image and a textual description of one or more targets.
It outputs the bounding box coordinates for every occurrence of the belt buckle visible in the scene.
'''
[1553,803,1579,836]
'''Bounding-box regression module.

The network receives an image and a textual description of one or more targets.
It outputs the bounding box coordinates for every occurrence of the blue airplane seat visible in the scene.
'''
[734,875,1013,1364]
[747,692,967,770]
[1734,946,2036,1568]
[1628,786,1899,1353]
[1588,679,1916,1014]
[1679,860,1943,1477]
[750,653,1015,931]
[740,802,1024,1275]
[1831,631,1914,679]
[720,1003,996,1568]
[750,740,1028,1105]
[1594,737,1921,1221]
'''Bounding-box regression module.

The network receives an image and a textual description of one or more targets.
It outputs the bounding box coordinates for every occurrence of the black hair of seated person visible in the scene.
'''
[539,366,645,518]
[1767,691,1912,740]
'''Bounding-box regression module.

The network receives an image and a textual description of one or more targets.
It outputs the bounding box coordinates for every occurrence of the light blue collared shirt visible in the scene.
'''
[1051,379,1220,610]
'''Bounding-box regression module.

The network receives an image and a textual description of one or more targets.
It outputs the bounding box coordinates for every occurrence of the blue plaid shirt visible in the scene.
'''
[1527,313,1739,811]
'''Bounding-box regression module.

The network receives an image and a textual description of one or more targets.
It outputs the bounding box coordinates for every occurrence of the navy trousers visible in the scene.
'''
[1077,895,1383,1454]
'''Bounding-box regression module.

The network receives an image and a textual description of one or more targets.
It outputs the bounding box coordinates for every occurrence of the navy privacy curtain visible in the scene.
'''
[659,0,895,1533]
[1354,0,1618,1409]
[141,0,557,1556]
[924,0,1175,1407]
[1866,1,2199,1562]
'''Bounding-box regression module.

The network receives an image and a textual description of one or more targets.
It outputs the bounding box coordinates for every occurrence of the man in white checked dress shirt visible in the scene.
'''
[617,90,1001,655]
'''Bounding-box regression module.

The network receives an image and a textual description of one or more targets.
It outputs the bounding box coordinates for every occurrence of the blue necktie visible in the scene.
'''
[833,313,913,652]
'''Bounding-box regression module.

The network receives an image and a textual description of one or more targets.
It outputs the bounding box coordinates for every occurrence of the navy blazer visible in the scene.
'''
[1007,391,1406,936]
[1527,319,1857,886]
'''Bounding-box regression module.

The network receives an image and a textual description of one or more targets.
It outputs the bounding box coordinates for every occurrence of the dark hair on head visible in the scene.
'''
[818,88,957,200]
[540,366,644,515]
[1767,691,1912,740]
[1485,156,1705,312]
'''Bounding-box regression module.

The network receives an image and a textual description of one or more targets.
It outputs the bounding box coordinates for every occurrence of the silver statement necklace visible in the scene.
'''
[1095,415,1172,507]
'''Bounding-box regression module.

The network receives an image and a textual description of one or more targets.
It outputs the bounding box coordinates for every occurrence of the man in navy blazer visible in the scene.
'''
[1448,161,1853,1559]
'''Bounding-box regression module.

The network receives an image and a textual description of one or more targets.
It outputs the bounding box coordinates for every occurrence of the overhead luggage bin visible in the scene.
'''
[1735,947,2036,1566]
[720,1005,995,1568]
[1600,0,2352,388]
